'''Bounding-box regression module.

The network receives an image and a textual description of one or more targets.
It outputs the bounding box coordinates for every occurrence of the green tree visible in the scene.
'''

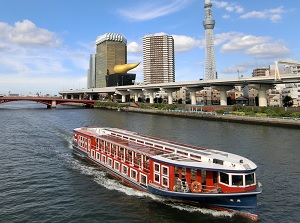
[282,95,293,107]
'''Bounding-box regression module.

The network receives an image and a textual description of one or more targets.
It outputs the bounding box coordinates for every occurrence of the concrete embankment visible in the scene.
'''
[121,107,300,129]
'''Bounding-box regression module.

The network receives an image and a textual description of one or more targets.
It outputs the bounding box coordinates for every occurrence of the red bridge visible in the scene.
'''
[0,97,96,108]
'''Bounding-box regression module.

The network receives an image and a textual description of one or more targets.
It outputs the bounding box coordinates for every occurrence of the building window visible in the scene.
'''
[96,152,100,161]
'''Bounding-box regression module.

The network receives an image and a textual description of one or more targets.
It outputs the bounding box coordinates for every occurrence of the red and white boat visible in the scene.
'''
[72,127,262,221]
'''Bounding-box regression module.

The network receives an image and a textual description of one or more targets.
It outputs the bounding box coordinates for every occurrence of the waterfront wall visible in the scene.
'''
[121,107,300,129]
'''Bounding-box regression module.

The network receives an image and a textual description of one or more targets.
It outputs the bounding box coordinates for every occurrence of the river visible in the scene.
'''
[0,101,299,223]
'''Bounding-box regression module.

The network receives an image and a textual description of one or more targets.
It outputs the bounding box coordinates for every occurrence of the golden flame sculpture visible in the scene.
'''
[113,62,140,74]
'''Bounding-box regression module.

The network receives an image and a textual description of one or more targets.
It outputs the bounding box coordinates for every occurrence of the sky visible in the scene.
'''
[0,0,299,95]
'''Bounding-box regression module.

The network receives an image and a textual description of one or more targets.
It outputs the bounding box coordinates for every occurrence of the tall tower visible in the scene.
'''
[143,34,175,84]
[95,33,127,88]
[203,0,216,80]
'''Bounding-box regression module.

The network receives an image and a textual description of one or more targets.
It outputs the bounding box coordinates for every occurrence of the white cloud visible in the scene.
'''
[0,20,61,47]
[118,0,190,21]
[215,32,291,60]
[221,35,271,52]
[213,1,244,14]
[0,20,88,95]
[245,42,290,59]
[240,6,285,23]
[172,35,200,53]
[127,41,142,53]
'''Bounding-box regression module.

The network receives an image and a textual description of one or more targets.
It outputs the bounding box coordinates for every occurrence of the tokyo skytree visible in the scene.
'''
[203,0,216,80]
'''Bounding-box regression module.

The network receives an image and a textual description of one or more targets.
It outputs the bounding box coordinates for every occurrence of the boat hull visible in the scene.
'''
[147,184,260,221]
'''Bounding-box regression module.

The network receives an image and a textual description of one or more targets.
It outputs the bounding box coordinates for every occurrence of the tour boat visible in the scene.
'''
[72,127,262,221]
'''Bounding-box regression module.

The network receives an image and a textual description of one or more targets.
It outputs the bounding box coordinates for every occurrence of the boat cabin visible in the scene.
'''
[73,127,258,194]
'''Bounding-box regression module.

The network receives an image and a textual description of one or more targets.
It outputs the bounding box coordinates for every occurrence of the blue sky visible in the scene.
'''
[0,0,298,95]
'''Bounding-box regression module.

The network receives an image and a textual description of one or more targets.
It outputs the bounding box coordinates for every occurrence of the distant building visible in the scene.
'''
[267,88,282,107]
[252,66,284,77]
[227,88,244,105]
[95,33,127,88]
[252,68,269,77]
[143,34,175,84]
[284,65,300,74]
[282,83,300,107]
[87,54,96,88]
[173,88,189,104]
[243,87,258,106]
[196,87,220,105]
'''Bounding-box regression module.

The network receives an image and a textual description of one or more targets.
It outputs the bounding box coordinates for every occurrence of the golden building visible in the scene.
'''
[95,33,127,88]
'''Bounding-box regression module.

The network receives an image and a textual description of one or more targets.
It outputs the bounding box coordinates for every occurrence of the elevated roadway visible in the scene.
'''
[59,74,300,107]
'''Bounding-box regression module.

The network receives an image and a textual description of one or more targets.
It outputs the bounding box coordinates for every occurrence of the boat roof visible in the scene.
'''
[74,127,257,173]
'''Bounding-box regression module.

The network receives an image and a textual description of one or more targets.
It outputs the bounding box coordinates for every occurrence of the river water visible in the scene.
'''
[0,101,299,223]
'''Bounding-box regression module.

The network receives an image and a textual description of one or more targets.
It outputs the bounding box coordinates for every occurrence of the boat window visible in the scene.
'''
[130,169,137,181]
[162,177,168,187]
[122,165,128,175]
[220,172,229,185]
[245,173,255,185]
[162,166,168,176]
[108,158,113,167]
[232,175,244,186]
[154,173,160,183]
[114,161,120,171]
[140,174,147,186]
[213,159,223,165]
[154,163,160,173]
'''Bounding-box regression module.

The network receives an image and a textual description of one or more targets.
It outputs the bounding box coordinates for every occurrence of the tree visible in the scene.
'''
[282,95,293,107]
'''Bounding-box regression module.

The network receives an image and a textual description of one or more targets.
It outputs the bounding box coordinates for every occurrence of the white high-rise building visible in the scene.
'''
[143,34,175,84]
[203,0,217,80]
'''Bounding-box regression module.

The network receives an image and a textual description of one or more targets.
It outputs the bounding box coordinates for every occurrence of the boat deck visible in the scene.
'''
[75,127,257,171]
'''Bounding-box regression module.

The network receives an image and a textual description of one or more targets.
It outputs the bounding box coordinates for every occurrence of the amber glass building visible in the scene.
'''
[95,33,127,88]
